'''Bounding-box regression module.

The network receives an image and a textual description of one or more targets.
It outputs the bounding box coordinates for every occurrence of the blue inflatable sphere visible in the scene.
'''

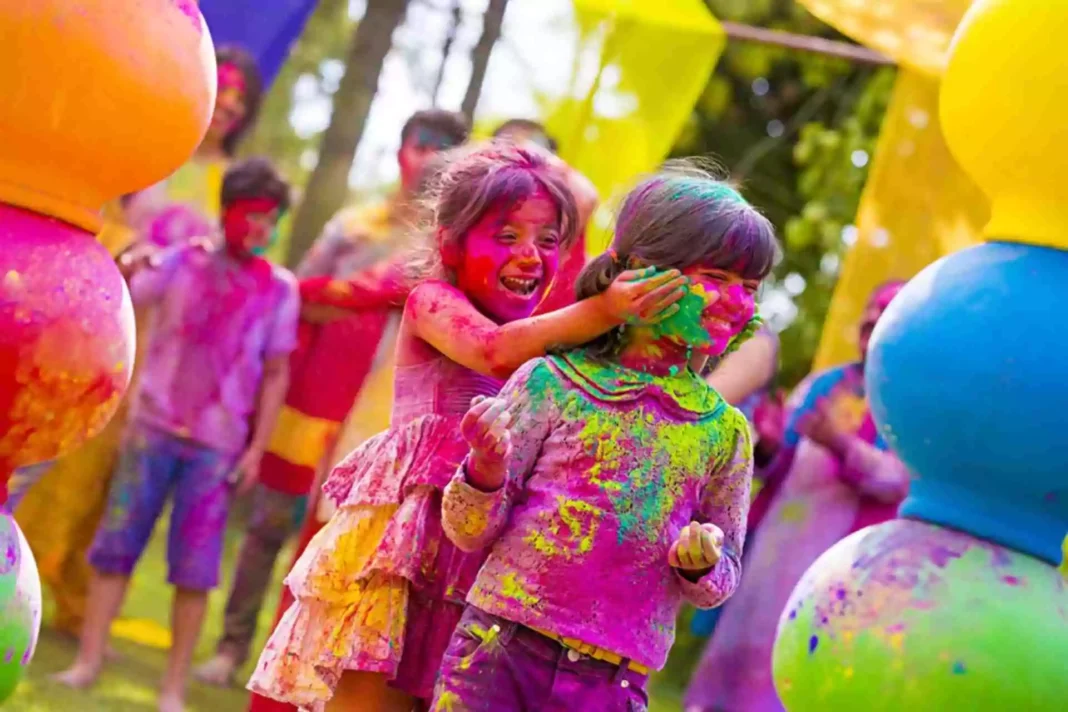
[867,242,1068,564]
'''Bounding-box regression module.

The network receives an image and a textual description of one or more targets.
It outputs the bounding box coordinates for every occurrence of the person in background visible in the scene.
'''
[492,119,598,314]
[684,281,910,712]
[13,46,265,646]
[236,111,470,709]
[125,44,264,248]
[56,158,299,712]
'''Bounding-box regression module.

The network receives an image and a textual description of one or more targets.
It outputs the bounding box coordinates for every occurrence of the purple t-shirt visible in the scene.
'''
[129,245,300,454]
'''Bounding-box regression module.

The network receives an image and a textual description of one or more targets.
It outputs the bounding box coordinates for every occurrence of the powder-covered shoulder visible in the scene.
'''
[502,356,562,396]
[713,401,754,468]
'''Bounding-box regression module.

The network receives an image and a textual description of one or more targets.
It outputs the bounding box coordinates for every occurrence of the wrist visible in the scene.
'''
[590,292,625,328]
[464,454,505,492]
[676,564,714,582]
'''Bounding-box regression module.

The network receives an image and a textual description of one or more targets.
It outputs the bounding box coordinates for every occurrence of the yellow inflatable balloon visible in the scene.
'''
[940,0,1068,249]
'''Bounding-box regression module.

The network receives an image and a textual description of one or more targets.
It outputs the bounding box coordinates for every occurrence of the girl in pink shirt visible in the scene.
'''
[249,144,686,711]
[434,164,779,711]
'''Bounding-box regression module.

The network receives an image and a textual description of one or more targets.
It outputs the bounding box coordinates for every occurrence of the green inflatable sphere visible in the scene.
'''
[773,520,1068,711]
[0,513,41,702]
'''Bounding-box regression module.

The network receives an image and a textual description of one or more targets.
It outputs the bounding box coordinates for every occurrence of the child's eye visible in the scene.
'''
[496,231,517,244]
[537,232,560,248]
[743,281,760,295]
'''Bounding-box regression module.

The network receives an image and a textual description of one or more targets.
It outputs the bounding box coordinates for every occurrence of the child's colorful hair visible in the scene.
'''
[576,159,780,355]
[409,142,580,282]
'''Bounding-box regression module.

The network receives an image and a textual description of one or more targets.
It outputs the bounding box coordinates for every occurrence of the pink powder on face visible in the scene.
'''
[455,189,562,323]
[685,268,756,357]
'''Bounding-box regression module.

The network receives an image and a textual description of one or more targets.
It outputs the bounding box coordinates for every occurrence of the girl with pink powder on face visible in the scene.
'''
[248,144,687,712]
[431,165,780,712]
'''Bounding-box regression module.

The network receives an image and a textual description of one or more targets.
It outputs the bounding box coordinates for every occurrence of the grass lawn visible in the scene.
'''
[7,507,698,711]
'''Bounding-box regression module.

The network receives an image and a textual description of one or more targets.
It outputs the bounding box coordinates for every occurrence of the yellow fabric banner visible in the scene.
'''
[812,69,988,369]
[551,0,726,253]
[797,0,988,370]
[798,0,974,76]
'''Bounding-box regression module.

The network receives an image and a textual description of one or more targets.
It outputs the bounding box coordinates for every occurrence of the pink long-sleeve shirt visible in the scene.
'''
[441,350,753,670]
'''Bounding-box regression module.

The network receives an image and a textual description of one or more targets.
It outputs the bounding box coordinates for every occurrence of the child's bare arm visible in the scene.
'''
[406,270,686,379]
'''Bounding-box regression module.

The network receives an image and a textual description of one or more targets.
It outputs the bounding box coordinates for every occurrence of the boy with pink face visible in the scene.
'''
[249,144,686,712]
[432,164,779,711]
[57,158,298,712]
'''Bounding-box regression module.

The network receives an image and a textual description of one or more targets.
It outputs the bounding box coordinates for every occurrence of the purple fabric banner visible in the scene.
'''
[200,0,319,88]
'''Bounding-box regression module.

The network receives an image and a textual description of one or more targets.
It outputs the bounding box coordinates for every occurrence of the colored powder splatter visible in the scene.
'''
[808,635,819,654]
[651,287,711,347]
[952,661,966,675]
[435,690,462,712]
[498,571,540,606]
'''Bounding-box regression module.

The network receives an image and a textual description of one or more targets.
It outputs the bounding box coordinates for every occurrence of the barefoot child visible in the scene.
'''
[56,158,299,712]
[434,164,779,711]
[249,144,687,711]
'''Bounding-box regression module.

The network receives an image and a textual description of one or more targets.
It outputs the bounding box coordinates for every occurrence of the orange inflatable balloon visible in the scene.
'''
[0,0,216,232]
[0,0,216,489]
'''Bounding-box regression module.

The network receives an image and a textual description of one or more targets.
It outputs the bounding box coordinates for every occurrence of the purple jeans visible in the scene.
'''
[89,422,234,590]
[431,606,649,712]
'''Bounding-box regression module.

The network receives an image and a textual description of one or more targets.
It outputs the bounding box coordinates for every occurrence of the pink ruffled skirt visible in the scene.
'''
[248,415,487,710]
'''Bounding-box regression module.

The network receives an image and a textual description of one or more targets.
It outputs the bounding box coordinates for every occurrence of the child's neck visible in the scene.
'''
[617,327,691,377]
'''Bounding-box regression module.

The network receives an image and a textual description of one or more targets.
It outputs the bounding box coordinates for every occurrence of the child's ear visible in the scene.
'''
[439,227,461,269]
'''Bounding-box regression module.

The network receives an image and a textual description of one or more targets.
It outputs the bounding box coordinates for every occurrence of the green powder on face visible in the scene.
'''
[651,287,711,347]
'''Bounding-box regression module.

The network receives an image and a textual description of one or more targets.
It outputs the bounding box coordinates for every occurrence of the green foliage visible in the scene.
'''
[777,67,894,385]
[674,0,895,387]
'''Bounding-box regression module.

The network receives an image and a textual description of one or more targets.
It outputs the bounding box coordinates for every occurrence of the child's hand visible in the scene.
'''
[669,522,724,576]
[228,447,263,497]
[116,242,160,278]
[601,267,688,325]
[460,396,513,491]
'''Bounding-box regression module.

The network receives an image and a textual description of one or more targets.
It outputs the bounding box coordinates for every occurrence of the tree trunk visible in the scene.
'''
[460,0,508,120]
[285,0,411,267]
[432,1,462,106]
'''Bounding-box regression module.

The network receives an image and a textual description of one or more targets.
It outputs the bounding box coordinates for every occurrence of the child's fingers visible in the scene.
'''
[486,411,512,441]
[614,266,657,283]
[636,286,688,322]
[479,401,510,428]
[699,529,722,567]
[645,303,681,325]
[675,524,695,568]
[632,272,686,298]
[667,541,682,568]
[686,523,705,564]
[466,397,496,420]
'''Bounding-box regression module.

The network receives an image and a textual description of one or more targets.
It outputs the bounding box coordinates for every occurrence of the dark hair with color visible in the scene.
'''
[576,159,780,355]
[400,109,471,148]
[493,119,559,154]
[216,45,264,157]
[220,157,291,213]
[407,142,580,282]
